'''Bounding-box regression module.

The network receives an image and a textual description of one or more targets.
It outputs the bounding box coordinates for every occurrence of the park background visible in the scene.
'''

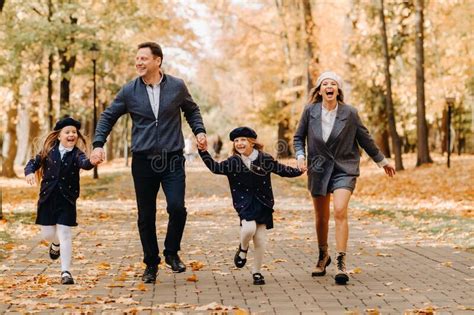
[0,0,473,314]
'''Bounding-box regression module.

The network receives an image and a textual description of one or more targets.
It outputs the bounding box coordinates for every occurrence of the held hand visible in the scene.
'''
[383,164,396,177]
[297,157,308,172]
[26,174,36,185]
[91,148,105,165]
[196,133,208,151]
[89,154,101,166]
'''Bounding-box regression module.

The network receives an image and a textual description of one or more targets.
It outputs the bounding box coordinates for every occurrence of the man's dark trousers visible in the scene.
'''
[131,151,187,266]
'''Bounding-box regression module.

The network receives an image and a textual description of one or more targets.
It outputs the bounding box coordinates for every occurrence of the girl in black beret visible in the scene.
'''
[198,127,304,285]
[25,117,99,285]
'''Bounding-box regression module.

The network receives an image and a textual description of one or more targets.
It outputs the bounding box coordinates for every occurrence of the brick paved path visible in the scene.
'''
[1,169,473,314]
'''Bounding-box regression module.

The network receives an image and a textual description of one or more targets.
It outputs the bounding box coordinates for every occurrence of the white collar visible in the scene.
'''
[241,148,259,162]
[59,143,74,153]
[322,103,338,114]
[142,70,164,87]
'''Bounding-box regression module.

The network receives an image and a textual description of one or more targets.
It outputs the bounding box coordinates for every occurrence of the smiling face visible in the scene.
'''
[58,126,78,149]
[319,79,339,103]
[233,137,254,156]
[135,47,161,78]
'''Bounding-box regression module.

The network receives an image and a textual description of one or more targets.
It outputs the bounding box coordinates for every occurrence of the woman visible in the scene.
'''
[293,71,395,285]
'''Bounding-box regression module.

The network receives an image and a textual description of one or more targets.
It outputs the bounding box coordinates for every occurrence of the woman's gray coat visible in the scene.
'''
[293,102,385,196]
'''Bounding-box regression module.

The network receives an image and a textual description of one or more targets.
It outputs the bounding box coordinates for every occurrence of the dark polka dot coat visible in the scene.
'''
[199,150,302,227]
[24,144,94,207]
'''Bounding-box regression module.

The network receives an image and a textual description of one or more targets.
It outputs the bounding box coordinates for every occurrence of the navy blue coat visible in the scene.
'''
[199,150,302,227]
[25,144,94,206]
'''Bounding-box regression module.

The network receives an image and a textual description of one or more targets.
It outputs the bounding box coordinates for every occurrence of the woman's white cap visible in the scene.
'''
[315,71,343,90]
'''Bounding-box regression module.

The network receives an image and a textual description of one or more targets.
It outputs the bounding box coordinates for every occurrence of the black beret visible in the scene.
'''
[229,127,257,141]
[54,117,81,131]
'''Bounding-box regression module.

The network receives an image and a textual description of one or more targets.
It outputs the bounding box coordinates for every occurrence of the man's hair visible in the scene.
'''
[138,42,163,66]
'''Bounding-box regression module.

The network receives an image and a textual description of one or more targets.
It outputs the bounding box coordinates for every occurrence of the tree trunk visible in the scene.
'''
[379,0,404,170]
[302,0,319,92]
[277,117,292,159]
[47,0,54,129]
[374,127,391,158]
[28,102,41,160]
[414,0,433,166]
[47,53,54,128]
[2,86,19,178]
[106,132,114,161]
[58,14,77,115]
[441,109,447,153]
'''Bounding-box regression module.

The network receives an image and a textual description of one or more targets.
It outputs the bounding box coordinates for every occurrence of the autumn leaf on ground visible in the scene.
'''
[97,262,111,270]
[365,308,380,315]
[272,258,287,263]
[194,302,236,311]
[4,243,15,250]
[40,240,48,247]
[403,306,435,315]
[116,297,139,305]
[350,267,362,274]
[187,274,198,282]
[235,309,249,315]
[98,213,110,219]
[36,274,47,284]
[189,260,205,271]
[136,283,147,291]
[376,252,392,257]
[441,261,452,267]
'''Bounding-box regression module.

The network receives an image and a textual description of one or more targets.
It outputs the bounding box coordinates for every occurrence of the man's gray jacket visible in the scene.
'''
[93,73,206,154]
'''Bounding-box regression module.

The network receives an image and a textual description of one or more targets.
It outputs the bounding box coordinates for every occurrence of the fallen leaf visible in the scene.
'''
[350,267,362,274]
[4,243,15,250]
[116,297,139,305]
[136,283,147,291]
[189,260,205,271]
[36,275,47,284]
[365,308,380,315]
[187,274,198,282]
[441,261,452,267]
[98,262,111,270]
[272,258,287,263]
[376,293,385,297]
[376,252,392,257]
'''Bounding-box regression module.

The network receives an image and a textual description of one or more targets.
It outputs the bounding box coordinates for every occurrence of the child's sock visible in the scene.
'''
[251,224,267,274]
[57,224,72,272]
[51,243,60,251]
[240,220,257,259]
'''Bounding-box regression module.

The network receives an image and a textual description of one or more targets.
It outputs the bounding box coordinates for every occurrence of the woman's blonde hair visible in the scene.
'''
[231,137,264,155]
[33,128,89,183]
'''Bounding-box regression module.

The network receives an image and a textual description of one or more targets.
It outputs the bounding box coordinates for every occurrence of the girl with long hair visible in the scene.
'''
[25,117,98,284]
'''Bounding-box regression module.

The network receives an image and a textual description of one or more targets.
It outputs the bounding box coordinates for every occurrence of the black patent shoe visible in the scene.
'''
[234,245,248,268]
[165,254,186,273]
[142,265,158,283]
[49,243,60,260]
[61,271,74,285]
[252,273,265,285]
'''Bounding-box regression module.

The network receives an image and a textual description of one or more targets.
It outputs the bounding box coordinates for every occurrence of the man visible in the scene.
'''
[91,42,207,283]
